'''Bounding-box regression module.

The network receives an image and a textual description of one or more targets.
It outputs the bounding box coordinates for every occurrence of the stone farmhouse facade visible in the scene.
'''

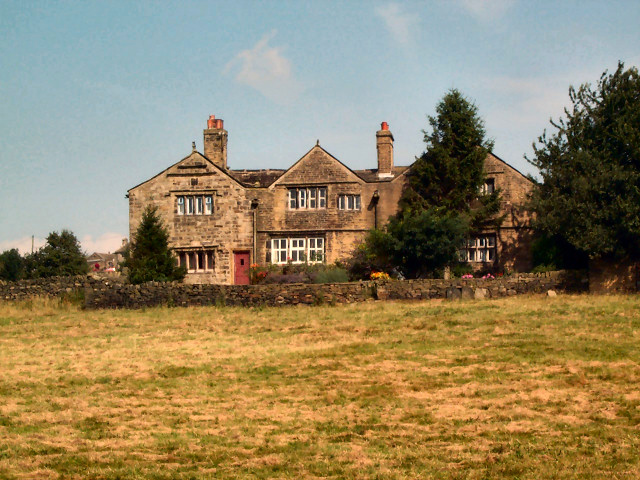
[127,116,533,284]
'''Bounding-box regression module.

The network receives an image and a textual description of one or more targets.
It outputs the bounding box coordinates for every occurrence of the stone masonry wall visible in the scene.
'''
[0,270,587,309]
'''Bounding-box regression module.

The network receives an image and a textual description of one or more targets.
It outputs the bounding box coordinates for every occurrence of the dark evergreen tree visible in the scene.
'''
[24,230,88,278]
[353,90,501,278]
[527,62,640,261]
[400,89,502,232]
[125,206,186,284]
[0,249,24,281]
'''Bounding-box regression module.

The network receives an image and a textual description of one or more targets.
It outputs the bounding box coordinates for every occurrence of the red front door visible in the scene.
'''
[234,251,250,285]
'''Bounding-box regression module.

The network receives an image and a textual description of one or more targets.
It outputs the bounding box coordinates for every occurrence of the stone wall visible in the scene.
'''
[0,270,587,309]
[589,258,639,294]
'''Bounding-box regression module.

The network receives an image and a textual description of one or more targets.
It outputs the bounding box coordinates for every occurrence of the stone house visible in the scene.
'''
[86,239,128,272]
[127,116,533,284]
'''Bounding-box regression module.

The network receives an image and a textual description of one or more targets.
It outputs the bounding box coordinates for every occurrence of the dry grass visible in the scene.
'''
[0,294,639,479]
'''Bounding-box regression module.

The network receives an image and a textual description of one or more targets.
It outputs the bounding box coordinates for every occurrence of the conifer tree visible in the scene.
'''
[353,90,501,279]
[125,206,186,284]
[400,89,502,231]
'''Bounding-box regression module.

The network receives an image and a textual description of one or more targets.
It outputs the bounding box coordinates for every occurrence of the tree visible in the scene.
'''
[400,89,502,232]
[125,206,186,284]
[351,210,468,279]
[527,62,640,261]
[354,89,501,278]
[0,249,24,281]
[23,230,88,278]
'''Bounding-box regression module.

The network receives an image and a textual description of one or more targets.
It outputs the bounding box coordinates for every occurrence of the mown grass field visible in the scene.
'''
[0,294,639,479]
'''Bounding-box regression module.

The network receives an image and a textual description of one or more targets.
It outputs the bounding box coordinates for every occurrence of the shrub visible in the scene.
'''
[312,268,349,284]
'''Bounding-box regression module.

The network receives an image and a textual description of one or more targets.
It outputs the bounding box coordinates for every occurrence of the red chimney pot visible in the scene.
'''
[381,122,389,131]
[207,115,216,129]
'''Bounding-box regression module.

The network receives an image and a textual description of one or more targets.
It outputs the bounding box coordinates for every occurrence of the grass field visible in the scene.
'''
[0,295,639,479]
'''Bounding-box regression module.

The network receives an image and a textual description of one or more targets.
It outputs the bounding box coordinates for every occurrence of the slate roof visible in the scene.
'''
[353,165,411,182]
[228,164,411,188]
[228,169,287,187]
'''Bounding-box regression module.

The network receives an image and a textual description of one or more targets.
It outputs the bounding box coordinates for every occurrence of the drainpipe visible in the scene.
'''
[251,199,259,263]
[372,190,380,229]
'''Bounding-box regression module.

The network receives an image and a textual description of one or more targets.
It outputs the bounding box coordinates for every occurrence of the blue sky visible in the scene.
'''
[1,0,638,254]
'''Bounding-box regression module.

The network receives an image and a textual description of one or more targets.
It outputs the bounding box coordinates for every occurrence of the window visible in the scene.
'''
[288,187,327,210]
[177,250,215,272]
[290,238,306,263]
[308,238,324,263]
[318,188,326,208]
[270,237,325,264]
[176,195,214,215]
[480,179,495,195]
[272,238,288,264]
[460,235,496,262]
[338,194,361,210]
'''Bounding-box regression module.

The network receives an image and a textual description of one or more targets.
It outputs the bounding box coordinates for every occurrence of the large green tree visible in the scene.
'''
[24,230,88,278]
[125,206,186,284]
[400,89,502,232]
[527,62,640,261]
[0,249,24,281]
[354,90,501,278]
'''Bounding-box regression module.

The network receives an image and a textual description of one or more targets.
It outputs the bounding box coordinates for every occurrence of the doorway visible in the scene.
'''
[234,251,250,285]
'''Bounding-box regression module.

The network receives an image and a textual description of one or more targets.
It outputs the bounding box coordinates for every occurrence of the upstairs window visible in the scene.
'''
[338,194,361,210]
[177,195,214,216]
[288,187,327,210]
[480,179,495,195]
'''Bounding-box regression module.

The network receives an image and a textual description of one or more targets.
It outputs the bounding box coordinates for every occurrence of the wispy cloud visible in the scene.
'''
[374,3,418,45]
[224,31,303,104]
[456,0,516,23]
[80,232,127,254]
[0,236,46,256]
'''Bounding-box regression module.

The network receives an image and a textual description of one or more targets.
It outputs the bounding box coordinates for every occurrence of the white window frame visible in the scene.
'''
[309,188,317,209]
[481,179,495,195]
[272,238,288,264]
[177,194,214,216]
[462,235,496,263]
[270,237,325,265]
[308,238,324,263]
[318,188,327,208]
[338,194,361,211]
[289,238,306,263]
[288,187,327,210]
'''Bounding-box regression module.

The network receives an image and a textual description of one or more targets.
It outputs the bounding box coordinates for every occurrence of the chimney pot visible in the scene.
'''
[376,122,394,178]
[204,116,228,169]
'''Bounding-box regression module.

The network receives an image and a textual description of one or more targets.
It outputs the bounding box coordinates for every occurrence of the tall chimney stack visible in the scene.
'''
[203,115,228,169]
[376,121,394,178]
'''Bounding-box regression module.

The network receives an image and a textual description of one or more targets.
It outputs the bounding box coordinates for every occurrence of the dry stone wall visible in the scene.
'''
[0,270,587,309]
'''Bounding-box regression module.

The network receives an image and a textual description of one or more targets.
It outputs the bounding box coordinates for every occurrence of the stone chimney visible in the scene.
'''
[203,115,228,169]
[376,121,394,178]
